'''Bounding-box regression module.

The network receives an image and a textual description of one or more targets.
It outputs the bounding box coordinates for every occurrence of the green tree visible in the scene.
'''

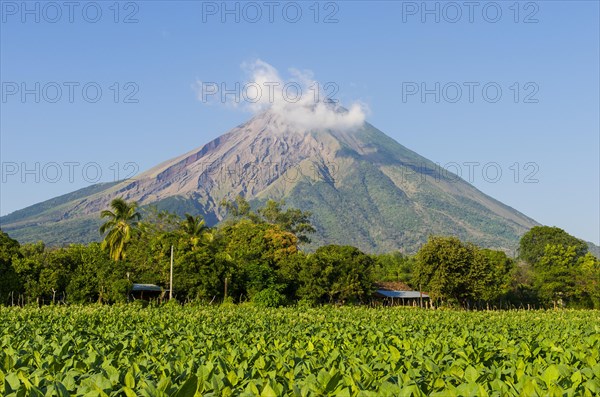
[179,213,214,249]
[38,248,76,303]
[414,236,514,306]
[10,241,135,305]
[12,243,77,304]
[298,245,374,304]
[220,195,253,220]
[277,252,309,301]
[97,261,132,304]
[413,236,474,304]
[519,226,597,308]
[575,253,600,308]
[471,249,514,302]
[219,220,299,300]
[159,213,219,301]
[257,200,315,243]
[12,242,48,303]
[125,223,178,286]
[534,244,579,306]
[99,198,141,261]
[173,245,224,302]
[221,196,315,243]
[519,226,588,266]
[65,243,114,303]
[252,287,287,307]
[0,230,22,305]
[506,259,539,306]
[371,252,414,283]
[533,244,600,308]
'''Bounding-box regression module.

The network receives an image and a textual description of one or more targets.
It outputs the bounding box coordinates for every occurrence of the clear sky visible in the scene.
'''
[1,1,598,244]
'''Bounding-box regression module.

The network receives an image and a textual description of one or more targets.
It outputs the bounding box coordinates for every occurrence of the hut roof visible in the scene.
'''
[375,290,429,299]
[131,284,162,292]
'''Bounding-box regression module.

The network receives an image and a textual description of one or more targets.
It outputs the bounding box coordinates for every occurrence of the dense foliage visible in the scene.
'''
[413,237,514,305]
[297,245,374,304]
[0,198,372,306]
[0,198,598,308]
[1,305,599,396]
[371,252,414,282]
[0,230,21,304]
[518,226,599,308]
[519,226,589,266]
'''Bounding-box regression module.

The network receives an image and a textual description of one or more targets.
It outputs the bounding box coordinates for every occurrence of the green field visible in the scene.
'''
[1,305,599,396]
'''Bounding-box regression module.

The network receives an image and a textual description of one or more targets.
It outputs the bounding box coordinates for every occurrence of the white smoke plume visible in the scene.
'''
[195,59,368,132]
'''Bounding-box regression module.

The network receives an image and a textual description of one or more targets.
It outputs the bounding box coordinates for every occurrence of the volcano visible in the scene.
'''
[0,106,538,253]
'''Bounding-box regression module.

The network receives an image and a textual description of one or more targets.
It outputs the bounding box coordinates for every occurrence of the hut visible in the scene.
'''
[130,284,163,301]
[373,289,430,306]
[372,282,430,306]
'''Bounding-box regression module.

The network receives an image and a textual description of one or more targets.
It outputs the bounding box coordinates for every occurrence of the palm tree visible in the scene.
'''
[99,198,141,261]
[180,213,213,249]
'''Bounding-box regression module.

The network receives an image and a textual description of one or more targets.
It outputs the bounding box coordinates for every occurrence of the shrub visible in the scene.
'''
[252,287,287,308]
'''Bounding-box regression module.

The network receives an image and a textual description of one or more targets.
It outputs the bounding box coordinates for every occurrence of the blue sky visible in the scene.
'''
[1,1,599,244]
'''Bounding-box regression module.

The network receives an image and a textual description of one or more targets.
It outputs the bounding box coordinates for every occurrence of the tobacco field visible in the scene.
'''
[1,304,599,396]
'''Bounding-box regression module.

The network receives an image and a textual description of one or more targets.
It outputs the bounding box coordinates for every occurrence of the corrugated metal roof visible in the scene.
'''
[131,284,163,292]
[375,290,429,299]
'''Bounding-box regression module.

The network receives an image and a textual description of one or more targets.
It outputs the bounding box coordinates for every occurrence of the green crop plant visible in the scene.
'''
[0,305,598,396]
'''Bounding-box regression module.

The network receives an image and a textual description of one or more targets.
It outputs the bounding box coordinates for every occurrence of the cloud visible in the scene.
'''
[194,59,368,132]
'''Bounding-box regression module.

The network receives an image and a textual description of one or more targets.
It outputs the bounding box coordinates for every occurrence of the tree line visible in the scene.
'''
[0,197,598,308]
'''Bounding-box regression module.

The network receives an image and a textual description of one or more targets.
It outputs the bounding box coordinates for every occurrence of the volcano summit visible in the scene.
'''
[0,106,538,253]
